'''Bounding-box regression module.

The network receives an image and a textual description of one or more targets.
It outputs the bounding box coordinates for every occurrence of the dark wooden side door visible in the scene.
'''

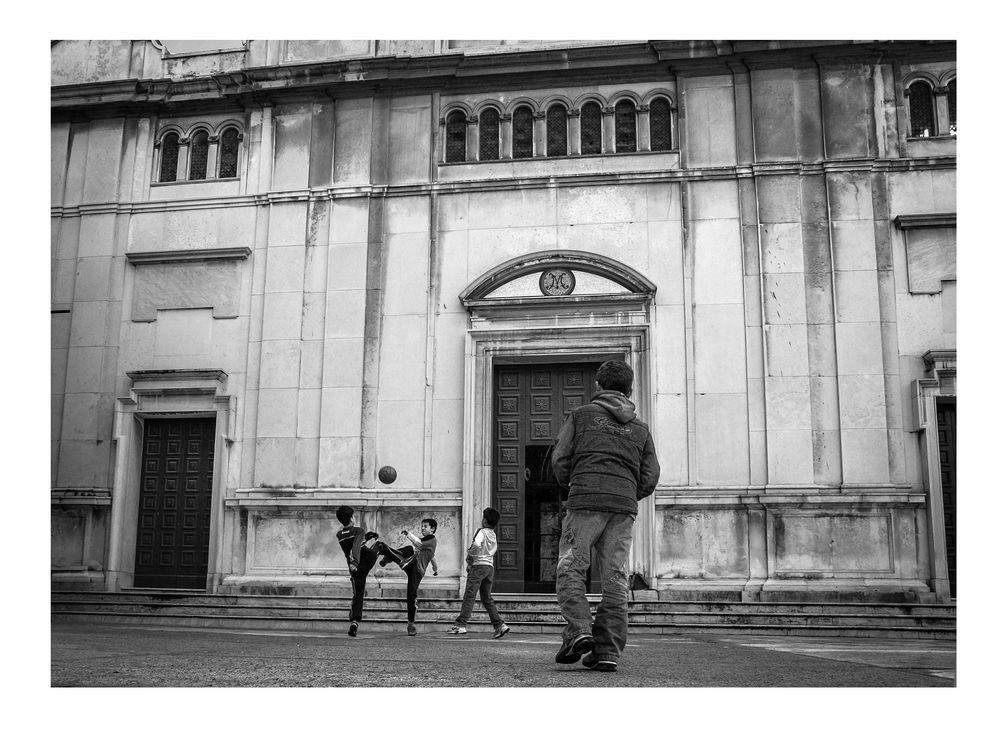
[493,362,599,592]
[937,399,956,598]
[134,418,215,589]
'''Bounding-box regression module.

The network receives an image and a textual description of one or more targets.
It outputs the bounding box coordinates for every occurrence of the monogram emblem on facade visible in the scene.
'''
[539,268,576,296]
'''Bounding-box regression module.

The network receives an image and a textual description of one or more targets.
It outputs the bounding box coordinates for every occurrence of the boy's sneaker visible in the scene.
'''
[555,634,595,664]
[407,622,417,636]
[348,621,359,637]
[492,623,511,639]
[364,531,379,541]
[378,555,390,567]
[447,625,468,635]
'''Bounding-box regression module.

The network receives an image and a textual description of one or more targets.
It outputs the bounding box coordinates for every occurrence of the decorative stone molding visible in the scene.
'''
[126,247,251,265]
[106,368,235,592]
[911,349,956,602]
[893,213,956,229]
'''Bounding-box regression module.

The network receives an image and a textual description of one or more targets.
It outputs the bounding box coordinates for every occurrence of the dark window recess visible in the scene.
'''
[546,104,567,157]
[159,133,179,182]
[580,102,602,154]
[218,128,240,178]
[908,81,935,137]
[947,80,956,134]
[650,97,672,151]
[614,100,637,153]
[189,130,209,180]
[513,106,533,158]
[479,108,500,160]
[446,110,467,163]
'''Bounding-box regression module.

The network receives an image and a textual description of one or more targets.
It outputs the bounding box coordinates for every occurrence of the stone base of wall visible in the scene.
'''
[51,571,108,592]
[218,574,459,598]
[655,577,934,603]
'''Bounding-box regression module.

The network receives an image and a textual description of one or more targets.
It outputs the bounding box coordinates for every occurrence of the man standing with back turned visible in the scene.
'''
[550,360,660,673]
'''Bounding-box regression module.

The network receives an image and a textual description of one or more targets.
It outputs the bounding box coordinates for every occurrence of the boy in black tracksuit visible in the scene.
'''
[377,518,438,636]
[335,506,380,637]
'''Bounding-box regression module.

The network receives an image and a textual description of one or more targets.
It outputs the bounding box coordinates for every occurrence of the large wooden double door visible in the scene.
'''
[134,418,215,589]
[492,362,600,592]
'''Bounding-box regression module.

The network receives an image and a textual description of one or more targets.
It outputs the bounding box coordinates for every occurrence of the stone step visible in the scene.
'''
[51,592,957,617]
[51,602,954,628]
[50,612,956,640]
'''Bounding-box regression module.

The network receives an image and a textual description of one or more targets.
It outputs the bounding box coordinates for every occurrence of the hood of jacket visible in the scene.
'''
[591,389,637,424]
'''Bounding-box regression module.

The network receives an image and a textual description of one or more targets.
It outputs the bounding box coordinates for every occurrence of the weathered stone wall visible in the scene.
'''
[51,41,955,599]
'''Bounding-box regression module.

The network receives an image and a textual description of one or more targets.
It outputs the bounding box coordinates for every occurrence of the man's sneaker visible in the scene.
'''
[588,659,618,672]
[407,622,417,636]
[348,621,359,637]
[555,634,595,664]
[492,623,511,639]
[447,625,468,635]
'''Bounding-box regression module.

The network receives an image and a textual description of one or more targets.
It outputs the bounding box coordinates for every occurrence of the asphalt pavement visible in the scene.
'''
[51,620,955,688]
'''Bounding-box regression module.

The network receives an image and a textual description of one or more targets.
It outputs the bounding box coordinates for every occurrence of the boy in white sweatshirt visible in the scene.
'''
[447,507,510,639]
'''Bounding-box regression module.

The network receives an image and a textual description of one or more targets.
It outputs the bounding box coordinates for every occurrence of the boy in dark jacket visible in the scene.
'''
[377,518,439,636]
[335,506,380,637]
[550,360,660,672]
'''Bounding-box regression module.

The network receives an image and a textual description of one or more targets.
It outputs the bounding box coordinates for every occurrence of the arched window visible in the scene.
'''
[479,107,500,161]
[445,110,467,163]
[649,97,672,151]
[159,132,179,182]
[218,127,240,178]
[580,101,602,155]
[512,106,533,158]
[546,103,568,157]
[189,129,210,180]
[947,79,956,134]
[614,100,637,153]
[908,81,935,137]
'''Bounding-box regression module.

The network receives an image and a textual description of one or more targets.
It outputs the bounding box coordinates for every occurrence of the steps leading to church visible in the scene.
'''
[51,591,955,639]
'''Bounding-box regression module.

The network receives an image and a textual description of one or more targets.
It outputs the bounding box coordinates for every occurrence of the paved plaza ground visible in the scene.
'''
[52,621,954,688]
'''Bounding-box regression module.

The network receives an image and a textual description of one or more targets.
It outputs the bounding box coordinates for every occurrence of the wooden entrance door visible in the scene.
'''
[937,400,956,597]
[134,418,215,589]
[493,362,599,592]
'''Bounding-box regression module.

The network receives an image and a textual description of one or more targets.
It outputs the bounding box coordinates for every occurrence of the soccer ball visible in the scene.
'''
[377,465,397,484]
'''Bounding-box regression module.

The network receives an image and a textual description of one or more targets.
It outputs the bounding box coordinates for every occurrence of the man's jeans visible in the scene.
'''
[555,509,634,662]
[454,563,504,628]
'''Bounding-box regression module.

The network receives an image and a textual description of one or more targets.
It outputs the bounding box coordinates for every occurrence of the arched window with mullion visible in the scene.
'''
[908,81,935,137]
[218,127,240,178]
[446,110,467,163]
[512,106,534,158]
[189,129,210,180]
[158,132,179,182]
[479,107,500,160]
[580,101,602,155]
[947,79,956,134]
[614,100,637,153]
[649,97,672,151]
[546,103,568,157]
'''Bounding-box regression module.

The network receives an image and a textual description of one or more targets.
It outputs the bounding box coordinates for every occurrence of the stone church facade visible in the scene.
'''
[51,40,957,603]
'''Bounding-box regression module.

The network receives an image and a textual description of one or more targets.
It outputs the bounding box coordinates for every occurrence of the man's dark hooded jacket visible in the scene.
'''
[551,390,660,516]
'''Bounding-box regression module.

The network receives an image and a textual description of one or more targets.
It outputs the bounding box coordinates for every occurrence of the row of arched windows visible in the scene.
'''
[443,96,674,163]
[156,124,243,183]
[906,76,956,138]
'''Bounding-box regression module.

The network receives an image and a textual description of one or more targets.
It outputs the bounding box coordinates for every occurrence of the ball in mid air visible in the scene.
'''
[378,465,397,484]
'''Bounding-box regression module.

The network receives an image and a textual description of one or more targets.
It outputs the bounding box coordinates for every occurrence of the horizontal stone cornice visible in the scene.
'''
[51,40,954,116]
[50,156,957,220]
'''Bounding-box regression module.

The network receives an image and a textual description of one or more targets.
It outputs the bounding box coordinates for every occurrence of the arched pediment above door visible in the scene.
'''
[458,250,656,309]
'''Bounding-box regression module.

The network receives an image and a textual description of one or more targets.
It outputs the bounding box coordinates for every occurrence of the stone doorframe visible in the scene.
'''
[913,349,956,602]
[459,250,658,587]
[106,369,235,592]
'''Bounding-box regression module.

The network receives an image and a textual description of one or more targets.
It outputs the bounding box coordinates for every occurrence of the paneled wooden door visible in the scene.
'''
[493,362,599,592]
[937,399,956,598]
[134,418,215,589]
